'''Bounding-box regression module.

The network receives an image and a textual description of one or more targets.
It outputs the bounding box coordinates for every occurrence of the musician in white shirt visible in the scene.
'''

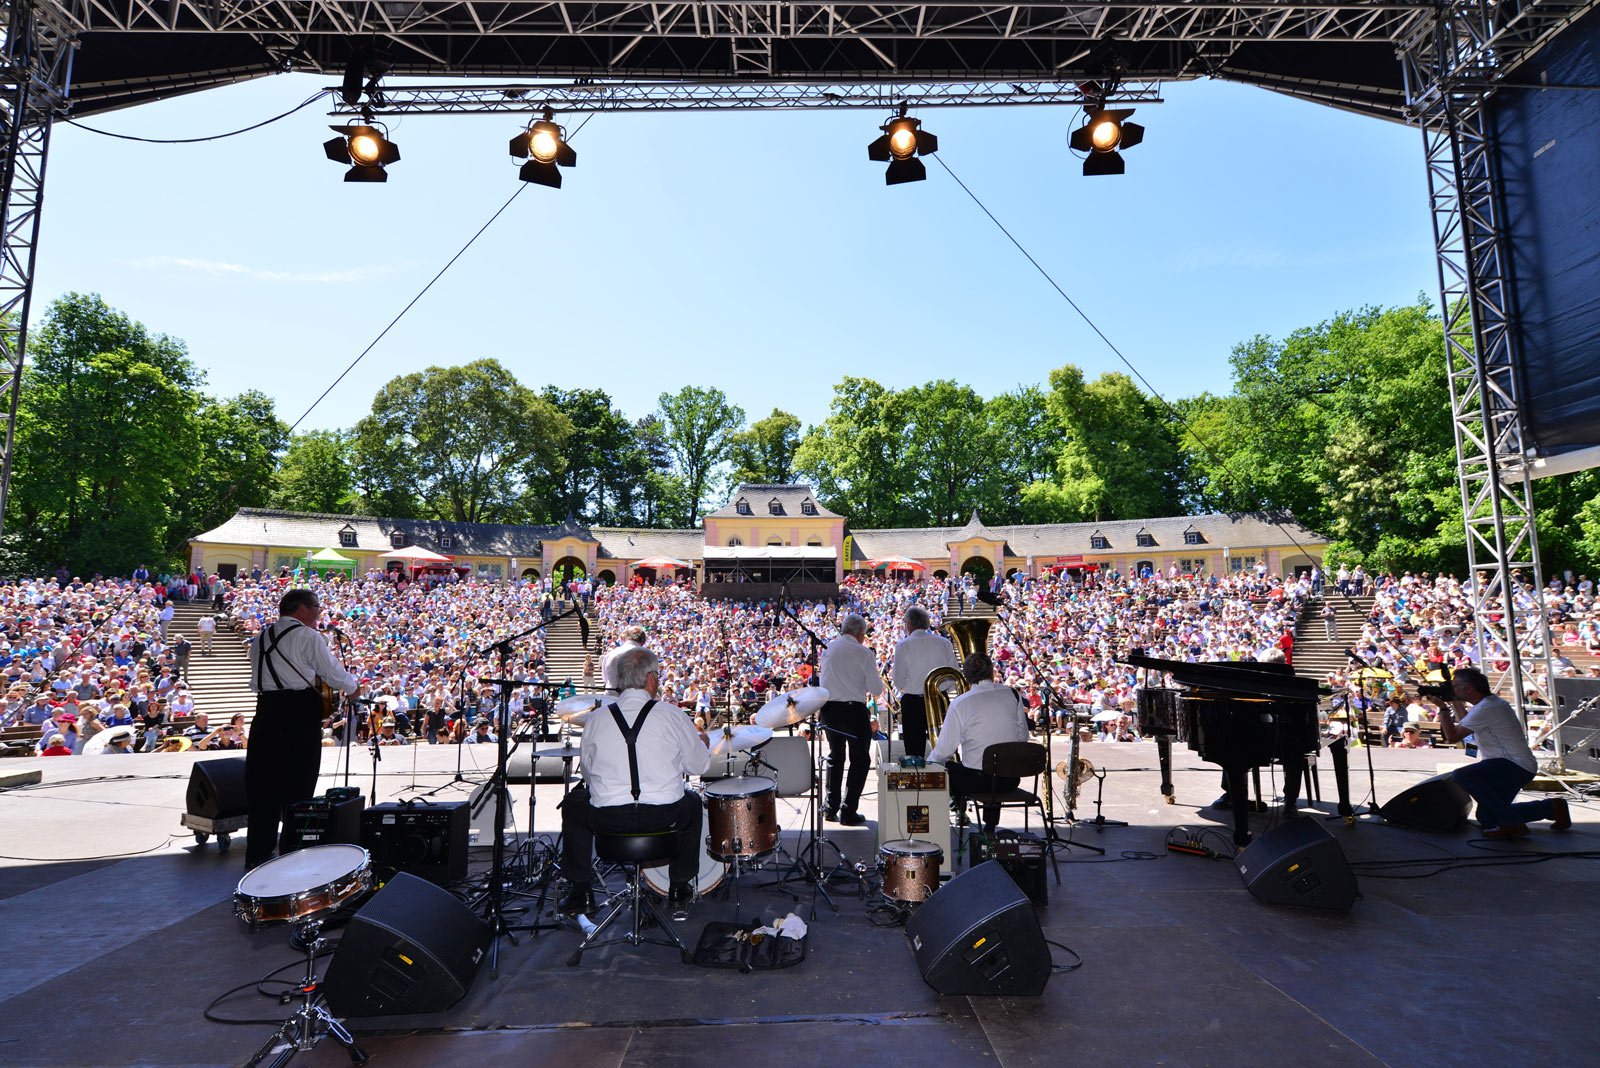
[929,652,1030,833]
[819,614,885,825]
[245,588,358,871]
[558,646,710,915]
[891,606,958,759]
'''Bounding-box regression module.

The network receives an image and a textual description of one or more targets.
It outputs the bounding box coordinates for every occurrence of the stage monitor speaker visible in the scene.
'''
[1234,818,1358,911]
[506,747,575,784]
[185,757,248,819]
[282,794,365,852]
[1552,676,1600,775]
[362,800,470,884]
[322,872,489,1017]
[904,861,1050,996]
[1379,771,1473,832]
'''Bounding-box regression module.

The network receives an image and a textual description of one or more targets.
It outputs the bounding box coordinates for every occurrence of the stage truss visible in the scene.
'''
[4,0,1599,718]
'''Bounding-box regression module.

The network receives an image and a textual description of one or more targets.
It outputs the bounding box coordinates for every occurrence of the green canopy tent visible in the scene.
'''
[304,547,357,576]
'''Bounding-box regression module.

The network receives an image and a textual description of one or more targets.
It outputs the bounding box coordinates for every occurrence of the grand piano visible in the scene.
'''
[1124,651,1353,845]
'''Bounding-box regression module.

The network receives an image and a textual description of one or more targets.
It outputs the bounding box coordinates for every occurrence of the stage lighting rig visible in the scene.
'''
[509,110,577,188]
[1070,102,1144,176]
[323,117,400,182]
[867,104,938,185]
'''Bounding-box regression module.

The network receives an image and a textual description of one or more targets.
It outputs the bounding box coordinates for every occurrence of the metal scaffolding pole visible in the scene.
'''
[0,2,72,539]
[1400,2,1597,718]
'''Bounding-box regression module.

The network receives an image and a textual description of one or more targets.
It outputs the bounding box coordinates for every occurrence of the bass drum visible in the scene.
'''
[641,808,726,899]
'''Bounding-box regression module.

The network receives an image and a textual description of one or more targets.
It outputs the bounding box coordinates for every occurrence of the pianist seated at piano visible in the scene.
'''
[928,652,1031,834]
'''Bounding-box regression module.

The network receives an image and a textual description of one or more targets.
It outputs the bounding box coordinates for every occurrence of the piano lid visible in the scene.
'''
[1120,650,1326,701]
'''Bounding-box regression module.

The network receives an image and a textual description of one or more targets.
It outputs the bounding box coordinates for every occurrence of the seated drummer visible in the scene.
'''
[929,652,1030,834]
[559,646,710,916]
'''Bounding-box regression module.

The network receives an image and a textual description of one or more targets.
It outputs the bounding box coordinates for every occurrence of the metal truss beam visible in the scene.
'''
[41,1,1437,45]
[331,79,1165,116]
[0,3,74,539]
[1400,1,1598,721]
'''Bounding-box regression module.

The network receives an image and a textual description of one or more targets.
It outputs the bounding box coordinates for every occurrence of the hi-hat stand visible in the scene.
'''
[470,603,590,976]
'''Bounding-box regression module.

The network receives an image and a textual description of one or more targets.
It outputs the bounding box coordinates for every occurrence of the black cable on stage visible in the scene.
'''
[1045,937,1084,973]
[65,92,333,144]
[284,112,595,435]
[203,945,339,1025]
[932,154,1334,574]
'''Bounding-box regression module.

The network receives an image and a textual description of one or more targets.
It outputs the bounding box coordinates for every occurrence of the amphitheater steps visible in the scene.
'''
[541,609,593,690]
[167,601,258,727]
[1292,593,1375,680]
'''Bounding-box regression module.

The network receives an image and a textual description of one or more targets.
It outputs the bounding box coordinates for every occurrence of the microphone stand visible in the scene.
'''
[470,603,588,976]
[980,589,1105,856]
[1332,649,1381,823]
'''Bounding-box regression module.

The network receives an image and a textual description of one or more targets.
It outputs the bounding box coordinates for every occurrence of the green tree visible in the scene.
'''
[898,380,994,525]
[167,390,289,558]
[657,385,744,526]
[793,377,916,527]
[532,387,635,524]
[1028,366,1185,523]
[351,359,571,524]
[727,408,802,487]
[272,430,359,514]
[983,386,1059,523]
[616,415,685,528]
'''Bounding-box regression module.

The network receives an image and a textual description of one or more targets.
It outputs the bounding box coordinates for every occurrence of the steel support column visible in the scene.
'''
[0,2,72,538]
[1399,4,1596,718]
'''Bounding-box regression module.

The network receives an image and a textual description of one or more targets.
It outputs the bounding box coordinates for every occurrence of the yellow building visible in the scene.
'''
[189,484,1326,592]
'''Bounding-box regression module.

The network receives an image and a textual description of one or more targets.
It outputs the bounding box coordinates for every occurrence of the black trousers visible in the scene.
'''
[899,693,928,759]
[947,760,1021,830]
[822,700,872,814]
[561,783,703,887]
[245,688,325,867]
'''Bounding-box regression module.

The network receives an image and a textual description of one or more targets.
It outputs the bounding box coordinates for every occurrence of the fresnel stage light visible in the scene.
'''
[510,109,577,188]
[867,104,939,185]
[323,118,400,182]
[1069,100,1144,176]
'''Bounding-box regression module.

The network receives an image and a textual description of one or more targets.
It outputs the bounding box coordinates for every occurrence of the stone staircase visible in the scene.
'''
[541,608,594,689]
[168,601,258,728]
[1291,592,1375,680]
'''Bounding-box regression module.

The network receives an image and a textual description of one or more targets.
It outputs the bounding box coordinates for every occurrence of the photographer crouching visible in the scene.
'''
[1428,666,1571,839]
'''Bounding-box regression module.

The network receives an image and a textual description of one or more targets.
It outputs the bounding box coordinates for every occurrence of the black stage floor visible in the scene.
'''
[1,744,1595,1068]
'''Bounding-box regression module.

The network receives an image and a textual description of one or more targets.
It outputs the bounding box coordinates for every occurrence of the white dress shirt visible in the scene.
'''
[600,640,642,690]
[1458,693,1537,774]
[892,629,959,695]
[819,635,885,704]
[581,688,710,807]
[249,618,358,694]
[929,681,1029,768]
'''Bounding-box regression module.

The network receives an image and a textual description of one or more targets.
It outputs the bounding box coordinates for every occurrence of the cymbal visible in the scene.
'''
[753,687,831,729]
[535,744,582,759]
[555,695,602,717]
[709,724,774,758]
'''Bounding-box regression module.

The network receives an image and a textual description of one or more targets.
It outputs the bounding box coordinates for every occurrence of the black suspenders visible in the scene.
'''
[257,620,303,691]
[607,700,657,801]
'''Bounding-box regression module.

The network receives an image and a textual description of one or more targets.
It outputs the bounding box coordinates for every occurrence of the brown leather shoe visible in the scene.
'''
[1483,824,1530,840]
[1550,797,1572,831]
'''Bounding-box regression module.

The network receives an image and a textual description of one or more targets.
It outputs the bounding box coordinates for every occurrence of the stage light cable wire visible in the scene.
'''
[65,91,334,143]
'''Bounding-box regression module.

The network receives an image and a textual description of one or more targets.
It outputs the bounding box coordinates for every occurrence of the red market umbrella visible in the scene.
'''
[633,556,691,569]
[865,555,926,571]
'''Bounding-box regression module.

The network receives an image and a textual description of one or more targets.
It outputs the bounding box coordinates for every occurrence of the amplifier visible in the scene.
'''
[968,834,1048,906]
[361,801,470,885]
[877,762,952,861]
[283,794,364,852]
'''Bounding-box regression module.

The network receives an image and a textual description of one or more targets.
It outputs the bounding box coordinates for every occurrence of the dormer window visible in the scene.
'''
[768,498,783,515]
[1136,530,1156,547]
[801,499,817,516]
[439,533,454,550]
[768,536,783,546]
[390,531,408,549]
[736,498,751,515]
[1183,528,1205,545]
[338,525,357,548]
[1090,533,1109,550]
[728,536,743,546]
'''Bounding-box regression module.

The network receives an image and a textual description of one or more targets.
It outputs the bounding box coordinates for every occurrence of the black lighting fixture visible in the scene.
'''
[323,115,399,182]
[509,109,577,188]
[867,103,938,185]
[1069,99,1144,176]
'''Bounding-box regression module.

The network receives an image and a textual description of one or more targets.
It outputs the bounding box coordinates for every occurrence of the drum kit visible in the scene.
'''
[233,844,373,1067]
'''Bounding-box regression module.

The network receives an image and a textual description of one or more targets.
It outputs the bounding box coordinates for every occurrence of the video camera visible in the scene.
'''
[1415,664,1454,702]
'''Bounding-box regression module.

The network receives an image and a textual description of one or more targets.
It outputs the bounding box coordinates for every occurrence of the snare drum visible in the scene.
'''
[642,808,727,898]
[703,776,779,860]
[234,843,370,929]
[878,839,942,905]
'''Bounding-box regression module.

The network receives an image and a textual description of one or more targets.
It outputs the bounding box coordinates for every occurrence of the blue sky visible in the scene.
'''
[34,74,1437,434]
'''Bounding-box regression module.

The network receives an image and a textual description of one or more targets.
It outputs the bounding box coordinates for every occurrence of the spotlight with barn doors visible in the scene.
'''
[1070,103,1143,176]
[323,119,399,182]
[510,110,577,188]
[867,103,938,185]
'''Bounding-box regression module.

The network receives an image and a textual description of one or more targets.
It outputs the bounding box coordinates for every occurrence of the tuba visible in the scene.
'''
[922,617,992,745]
